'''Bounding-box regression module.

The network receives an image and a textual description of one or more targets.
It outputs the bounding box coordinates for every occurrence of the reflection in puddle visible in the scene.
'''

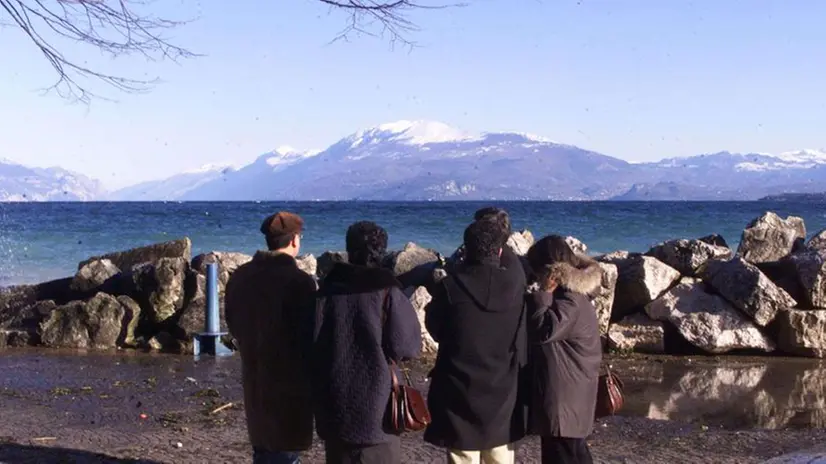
[615,357,826,430]
[2,349,825,431]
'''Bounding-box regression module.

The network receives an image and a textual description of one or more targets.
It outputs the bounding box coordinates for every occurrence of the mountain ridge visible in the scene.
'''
[6,120,826,201]
[0,159,103,201]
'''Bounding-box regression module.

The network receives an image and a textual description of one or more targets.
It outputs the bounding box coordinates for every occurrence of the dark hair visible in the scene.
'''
[265,234,295,251]
[346,221,388,267]
[527,235,577,274]
[464,219,505,262]
[473,206,512,237]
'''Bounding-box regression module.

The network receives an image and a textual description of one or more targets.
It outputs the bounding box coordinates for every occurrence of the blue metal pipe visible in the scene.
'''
[205,263,220,334]
[193,261,233,358]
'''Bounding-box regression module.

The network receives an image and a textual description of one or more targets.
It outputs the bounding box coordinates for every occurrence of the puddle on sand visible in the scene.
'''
[2,349,825,431]
[611,356,826,430]
[0,347,238,391]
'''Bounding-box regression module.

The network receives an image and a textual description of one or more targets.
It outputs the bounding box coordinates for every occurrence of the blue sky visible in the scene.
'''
[1,0,825,189]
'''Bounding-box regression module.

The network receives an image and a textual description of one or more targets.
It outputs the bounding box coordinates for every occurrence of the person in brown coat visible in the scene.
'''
[525,235,603,464]
[225,211,317,464]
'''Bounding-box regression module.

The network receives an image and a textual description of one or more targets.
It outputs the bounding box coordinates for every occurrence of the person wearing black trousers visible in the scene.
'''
[525,235,603,464]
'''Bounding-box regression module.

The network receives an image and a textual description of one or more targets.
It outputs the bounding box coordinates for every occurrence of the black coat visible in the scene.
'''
[312,263,422,446]
[423,254,528,450]
[225,251,317,452]
[397,246,530,297]
[527,257,603,438]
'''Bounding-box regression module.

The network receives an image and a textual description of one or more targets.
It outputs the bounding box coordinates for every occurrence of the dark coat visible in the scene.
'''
[423,255,528,450]
[527,256,603,438]
[224,251,317,452]
[312,263,422,446]
[397,246,529,297]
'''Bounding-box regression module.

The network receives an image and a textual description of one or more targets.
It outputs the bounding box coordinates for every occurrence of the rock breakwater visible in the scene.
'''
[2,211,825,359]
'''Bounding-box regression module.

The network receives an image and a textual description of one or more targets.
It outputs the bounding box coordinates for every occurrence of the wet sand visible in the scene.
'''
[1,349,825,463]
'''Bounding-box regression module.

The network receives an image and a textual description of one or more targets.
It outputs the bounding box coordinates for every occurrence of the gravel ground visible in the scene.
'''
[1,349,824,463]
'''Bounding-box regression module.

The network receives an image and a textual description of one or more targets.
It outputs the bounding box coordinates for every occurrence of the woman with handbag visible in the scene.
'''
[525,235,604,464]
[312,221,423,464]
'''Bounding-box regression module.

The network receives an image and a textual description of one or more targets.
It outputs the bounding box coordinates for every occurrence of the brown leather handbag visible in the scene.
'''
[386,361,431,433]
[595,364,624,418]
[380,289,432,433]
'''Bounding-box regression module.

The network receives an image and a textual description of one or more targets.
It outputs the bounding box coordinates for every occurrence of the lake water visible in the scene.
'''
[2,201,826,286]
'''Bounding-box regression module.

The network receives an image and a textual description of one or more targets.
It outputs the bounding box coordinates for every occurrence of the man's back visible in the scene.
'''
[225,251,317,452]
[424,258,527,451]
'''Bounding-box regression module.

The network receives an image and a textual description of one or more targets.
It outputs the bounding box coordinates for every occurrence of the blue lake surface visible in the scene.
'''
[1,201,825,286]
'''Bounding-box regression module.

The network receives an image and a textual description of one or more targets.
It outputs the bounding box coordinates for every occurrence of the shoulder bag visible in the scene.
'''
[595,364,624,418]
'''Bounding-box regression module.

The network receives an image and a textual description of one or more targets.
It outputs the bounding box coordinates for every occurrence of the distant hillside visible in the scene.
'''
[760,192,826,202]
[107,164,237,201]
[0,159,102,201]
[5,121,826,201]
[120,122,826,201]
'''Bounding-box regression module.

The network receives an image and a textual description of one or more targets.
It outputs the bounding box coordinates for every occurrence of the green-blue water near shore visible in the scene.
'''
[2,201,825,286]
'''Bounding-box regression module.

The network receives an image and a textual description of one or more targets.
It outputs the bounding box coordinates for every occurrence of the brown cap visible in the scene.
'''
[260,211,304,238]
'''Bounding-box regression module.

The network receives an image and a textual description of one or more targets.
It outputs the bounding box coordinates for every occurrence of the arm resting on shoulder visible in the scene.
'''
[383,286,423,361]
[397,261,440,297]
[424,282,451,343]
[527,291,579,344]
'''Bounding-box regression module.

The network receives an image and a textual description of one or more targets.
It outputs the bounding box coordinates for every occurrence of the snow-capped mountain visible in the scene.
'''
[5,121,826,201]
[630,150,826,199]
[174,120,636,201]
[0,159,102,201]
[107,163,237,201]
[107,121,826,201]
[174,146,322,201]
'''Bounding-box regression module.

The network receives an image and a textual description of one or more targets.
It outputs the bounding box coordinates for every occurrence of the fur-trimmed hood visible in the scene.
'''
[320,262,401,296]
[544,255,604,297]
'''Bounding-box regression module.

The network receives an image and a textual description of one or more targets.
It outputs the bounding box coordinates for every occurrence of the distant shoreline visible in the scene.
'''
[1,198,824,204]
[759,192,826,202]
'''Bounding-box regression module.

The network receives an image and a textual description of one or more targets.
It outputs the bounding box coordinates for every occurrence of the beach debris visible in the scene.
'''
[210,402,234,414]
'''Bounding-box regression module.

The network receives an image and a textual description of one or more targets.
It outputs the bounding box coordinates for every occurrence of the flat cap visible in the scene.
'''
[260,211,304,238]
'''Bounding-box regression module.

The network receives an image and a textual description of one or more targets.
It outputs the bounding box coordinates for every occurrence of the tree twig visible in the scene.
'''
[1,0,198,103]
[210,402,234,414]
[2,0,461,103]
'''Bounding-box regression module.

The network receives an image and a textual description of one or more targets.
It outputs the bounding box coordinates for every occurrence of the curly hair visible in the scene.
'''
[473,206,512,238]
[346,221,389,267]
[464,219,506,262]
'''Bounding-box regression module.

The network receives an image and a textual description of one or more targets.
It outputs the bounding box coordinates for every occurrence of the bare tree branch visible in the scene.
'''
[1,0,459,103]
[318,0,460,50]
[0,0,198,103]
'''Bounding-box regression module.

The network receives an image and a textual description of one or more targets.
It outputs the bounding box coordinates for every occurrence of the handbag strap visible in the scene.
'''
[381,288,411,388]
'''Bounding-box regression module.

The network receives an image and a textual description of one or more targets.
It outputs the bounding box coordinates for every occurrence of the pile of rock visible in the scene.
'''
[1,210,824,359]
[602,212,825,358]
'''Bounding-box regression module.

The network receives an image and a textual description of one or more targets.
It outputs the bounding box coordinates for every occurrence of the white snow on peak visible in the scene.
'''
[273,145,302,156]
[183,163,236,174]
[503,132,558,144]
[350,120,482,147]
[777,148,826,164]
[265,147,321,167]
[734,148,826,172]
[347,120,564,148]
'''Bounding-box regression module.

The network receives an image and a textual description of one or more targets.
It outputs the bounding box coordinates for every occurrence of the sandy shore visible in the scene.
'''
[0,350,824,463]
